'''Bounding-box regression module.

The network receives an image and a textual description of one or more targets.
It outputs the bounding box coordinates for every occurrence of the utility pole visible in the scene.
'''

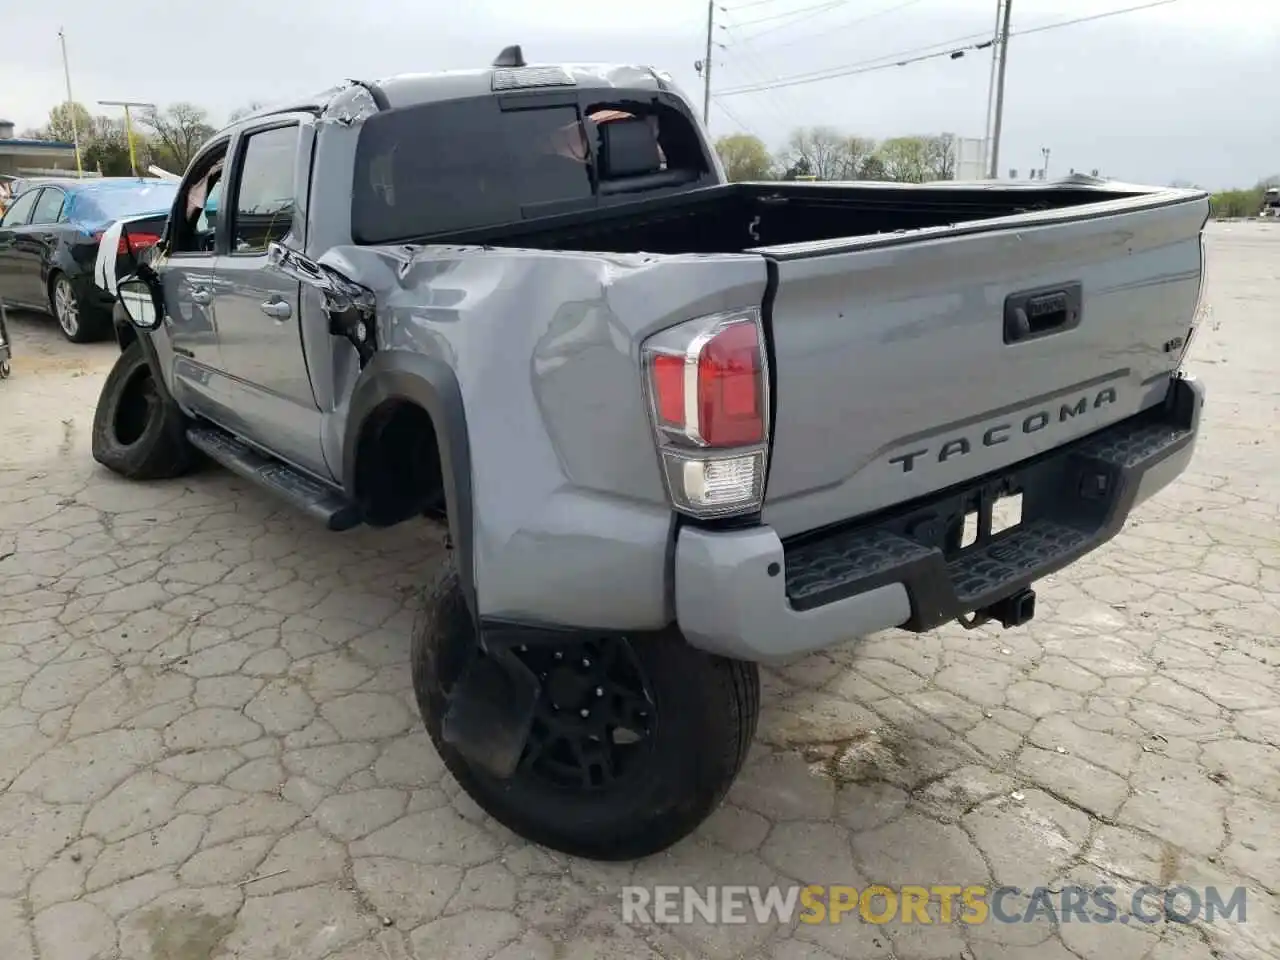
[57,27,84,177]
[987,0,1013,179]
[702,0,715,129]
[99,100,156,177]
[1041,146,1050,179]
[982,0,1003,176]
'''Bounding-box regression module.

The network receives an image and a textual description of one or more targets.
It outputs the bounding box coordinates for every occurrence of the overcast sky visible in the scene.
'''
[3,0,1275,189]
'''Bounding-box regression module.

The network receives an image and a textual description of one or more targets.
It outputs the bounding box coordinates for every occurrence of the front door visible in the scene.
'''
[0,188,42,306]
[160,139,229,416]
[210,119,326,478]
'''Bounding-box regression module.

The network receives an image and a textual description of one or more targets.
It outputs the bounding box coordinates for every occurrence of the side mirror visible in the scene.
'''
[117,278,161,330]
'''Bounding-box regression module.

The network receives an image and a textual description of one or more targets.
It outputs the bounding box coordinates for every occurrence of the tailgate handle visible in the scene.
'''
[1004,283,1082,344]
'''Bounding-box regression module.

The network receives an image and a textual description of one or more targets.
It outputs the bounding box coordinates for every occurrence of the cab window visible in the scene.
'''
[31,188,66,225]
[0,189,39,227]
[230,125,299,254]
[172,143,229,255]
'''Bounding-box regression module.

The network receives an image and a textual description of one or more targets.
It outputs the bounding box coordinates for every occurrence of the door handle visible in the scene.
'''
[189,287,212,305]
[260,299,292,320]
[1003,283,1082,344]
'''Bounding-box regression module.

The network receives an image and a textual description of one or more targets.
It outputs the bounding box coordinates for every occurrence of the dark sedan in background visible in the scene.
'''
[0,177,177,342]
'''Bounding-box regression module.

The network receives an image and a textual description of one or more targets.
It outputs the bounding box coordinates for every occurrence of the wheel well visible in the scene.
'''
[45,269,62,304]
[114,316,138,353]
[354,399,445,527]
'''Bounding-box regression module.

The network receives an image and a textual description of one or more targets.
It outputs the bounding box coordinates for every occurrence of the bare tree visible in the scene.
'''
[837,136,879,180]
[858,153,888,181]
[922,133,956,181]
[877,136,930,183]
[139,102,216,173]
[782,126,853,181]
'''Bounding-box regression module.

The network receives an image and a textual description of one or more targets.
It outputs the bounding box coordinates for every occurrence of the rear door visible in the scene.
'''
[756,193,1208,538]
[26,186,68,298]
[209,117,326,478]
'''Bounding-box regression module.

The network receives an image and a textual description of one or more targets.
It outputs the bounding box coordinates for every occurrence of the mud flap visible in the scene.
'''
[441,647,540,779]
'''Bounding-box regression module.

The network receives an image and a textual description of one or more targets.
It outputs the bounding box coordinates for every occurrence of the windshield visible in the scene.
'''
[75,182,179,222]
[350,93,708,244]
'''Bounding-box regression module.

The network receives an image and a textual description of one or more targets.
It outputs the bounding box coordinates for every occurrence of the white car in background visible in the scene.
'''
[93,166,183,298]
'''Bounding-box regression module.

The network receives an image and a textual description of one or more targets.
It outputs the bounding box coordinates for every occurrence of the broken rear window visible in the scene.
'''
[350,93,710,244]
[351,98,596,243]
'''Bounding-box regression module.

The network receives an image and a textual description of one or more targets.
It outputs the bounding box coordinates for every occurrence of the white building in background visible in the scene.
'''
[951,136,988,180]
[0,120,84,178]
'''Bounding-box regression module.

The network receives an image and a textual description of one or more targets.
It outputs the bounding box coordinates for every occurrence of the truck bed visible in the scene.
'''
[435,177,1153,255]
[394,176,1208,543]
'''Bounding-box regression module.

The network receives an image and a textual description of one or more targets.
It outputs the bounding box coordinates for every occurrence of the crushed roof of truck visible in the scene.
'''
[226,63,675,131]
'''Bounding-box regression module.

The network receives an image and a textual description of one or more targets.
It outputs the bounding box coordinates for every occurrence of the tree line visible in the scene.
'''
[719,129,1278,220]
[24,102,1277,216]
[715,129,958,183]
[1208,181,1278,219]
[21,100,265,176]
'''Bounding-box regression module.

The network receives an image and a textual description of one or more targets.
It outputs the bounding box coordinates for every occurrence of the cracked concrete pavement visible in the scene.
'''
[0,221,1277,960]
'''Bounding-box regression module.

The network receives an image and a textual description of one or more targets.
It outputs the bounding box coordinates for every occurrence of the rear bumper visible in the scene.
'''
[675,373,1204,662]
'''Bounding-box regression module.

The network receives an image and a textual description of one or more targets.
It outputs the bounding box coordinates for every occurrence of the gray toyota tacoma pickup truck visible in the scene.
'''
[94,46,1208,860]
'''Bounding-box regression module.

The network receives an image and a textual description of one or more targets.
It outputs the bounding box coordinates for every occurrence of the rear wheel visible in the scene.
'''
[50,273,108,344]
[91,341,197,480]
[412,562,760,860]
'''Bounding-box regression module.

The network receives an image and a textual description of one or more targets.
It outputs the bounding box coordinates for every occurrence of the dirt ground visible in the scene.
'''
[0,221,1277,960]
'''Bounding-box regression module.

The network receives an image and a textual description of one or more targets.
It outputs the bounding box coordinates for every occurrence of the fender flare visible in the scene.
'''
[342,351,477,619]
[111,300,140,353]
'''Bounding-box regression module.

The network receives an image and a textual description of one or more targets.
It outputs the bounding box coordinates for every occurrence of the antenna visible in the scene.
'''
[493,45,525,68]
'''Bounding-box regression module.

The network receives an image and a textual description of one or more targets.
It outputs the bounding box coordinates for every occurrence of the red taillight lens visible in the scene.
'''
[651,353,686,427]
[698,322,763,446]
[642,311,770,518]
[648,318,765,449]
[117,231,161,256]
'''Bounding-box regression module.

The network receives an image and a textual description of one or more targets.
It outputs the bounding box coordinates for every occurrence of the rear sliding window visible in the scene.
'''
[352,99,592,243]
[351,94,709,244]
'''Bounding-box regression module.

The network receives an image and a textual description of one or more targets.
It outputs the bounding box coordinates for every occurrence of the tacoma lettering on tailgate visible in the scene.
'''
[889,387,1118,474]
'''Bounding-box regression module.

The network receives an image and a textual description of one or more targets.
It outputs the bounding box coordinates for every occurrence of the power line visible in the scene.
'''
[717,0,1179,96]
[718,47,803,132]
[711,95,764,138]
[1011,0,1177,40]
[723,0,847,30]
[726,0,858,42]
[724,0,799,10]
[717,22,813,131]
[727,0,926,54]
[718,29,995,95]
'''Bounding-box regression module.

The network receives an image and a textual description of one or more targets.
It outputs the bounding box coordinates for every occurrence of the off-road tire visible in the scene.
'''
[412,560,760,860]
[91,341,196,480]
[50,272,110,344]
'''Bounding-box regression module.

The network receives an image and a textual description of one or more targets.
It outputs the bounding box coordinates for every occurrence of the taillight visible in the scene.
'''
[642,309,770,518]
[117,231,161,256]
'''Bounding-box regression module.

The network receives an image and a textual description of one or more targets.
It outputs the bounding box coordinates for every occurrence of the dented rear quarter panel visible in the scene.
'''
[336,247,767,628]
[304,107,768,627]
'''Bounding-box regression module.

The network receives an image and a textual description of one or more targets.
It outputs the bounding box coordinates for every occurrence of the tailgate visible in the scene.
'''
[756,192,1208,538]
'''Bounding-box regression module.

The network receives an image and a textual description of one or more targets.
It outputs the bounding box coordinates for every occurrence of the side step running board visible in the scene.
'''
[187,425,362,531]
